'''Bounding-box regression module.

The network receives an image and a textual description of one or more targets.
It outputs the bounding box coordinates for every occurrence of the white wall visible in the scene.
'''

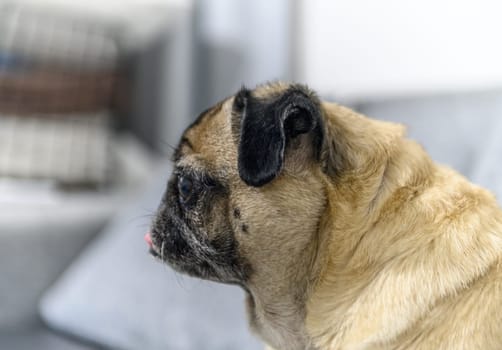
[298,0,502,101]
[198,0,292,87]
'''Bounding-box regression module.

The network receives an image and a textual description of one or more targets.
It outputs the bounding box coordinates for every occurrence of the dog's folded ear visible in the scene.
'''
[235,85,323,187]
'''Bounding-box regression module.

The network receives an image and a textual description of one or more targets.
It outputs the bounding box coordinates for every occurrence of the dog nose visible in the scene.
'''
[144,232,153,248]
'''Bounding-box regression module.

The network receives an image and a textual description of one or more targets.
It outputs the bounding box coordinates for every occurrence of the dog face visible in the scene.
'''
[149,83,330,289]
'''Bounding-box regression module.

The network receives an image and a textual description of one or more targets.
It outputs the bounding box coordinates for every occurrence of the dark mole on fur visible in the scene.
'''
[241,224,249,234]
[234,208,241,219]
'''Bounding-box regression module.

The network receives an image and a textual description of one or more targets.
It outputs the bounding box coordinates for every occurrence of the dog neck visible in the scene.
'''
[241,105,409,350]
[244,233,324,350]
[318,102,417,265]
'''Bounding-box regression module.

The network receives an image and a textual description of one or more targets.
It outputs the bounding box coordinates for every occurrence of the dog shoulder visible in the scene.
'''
[306,110,502,349]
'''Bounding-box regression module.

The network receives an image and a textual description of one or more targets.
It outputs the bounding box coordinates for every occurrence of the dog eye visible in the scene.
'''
[178,176,193,203]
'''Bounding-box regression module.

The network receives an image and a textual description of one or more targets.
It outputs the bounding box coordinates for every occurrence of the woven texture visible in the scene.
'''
[0,112,111,184]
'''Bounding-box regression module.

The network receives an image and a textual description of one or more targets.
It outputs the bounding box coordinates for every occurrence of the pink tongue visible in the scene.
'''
[144,233,153,248]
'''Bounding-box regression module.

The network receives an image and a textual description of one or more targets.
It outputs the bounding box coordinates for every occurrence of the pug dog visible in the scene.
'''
[145,82,502,350]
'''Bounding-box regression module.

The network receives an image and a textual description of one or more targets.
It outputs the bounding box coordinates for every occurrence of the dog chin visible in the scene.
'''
[172,260,212,279]
[147,232,242,285]
[156,250,221,282]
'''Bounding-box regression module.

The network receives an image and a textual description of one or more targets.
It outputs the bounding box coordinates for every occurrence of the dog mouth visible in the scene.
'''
[144,230,221,281]
[144,232,162,259]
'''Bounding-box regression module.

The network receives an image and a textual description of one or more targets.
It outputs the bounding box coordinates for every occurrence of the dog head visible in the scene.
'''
[148,82,337,289]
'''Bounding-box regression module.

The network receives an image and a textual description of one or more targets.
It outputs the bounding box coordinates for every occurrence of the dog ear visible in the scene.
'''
[236,86,323,187]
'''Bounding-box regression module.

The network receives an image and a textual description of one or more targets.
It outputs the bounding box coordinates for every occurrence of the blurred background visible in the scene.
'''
[1,0,502,349]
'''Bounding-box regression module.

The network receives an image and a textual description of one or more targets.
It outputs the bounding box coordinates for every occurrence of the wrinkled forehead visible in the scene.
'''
[174,97,237,174]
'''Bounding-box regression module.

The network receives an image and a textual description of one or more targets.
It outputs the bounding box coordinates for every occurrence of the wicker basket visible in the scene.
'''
[0,69,116,115]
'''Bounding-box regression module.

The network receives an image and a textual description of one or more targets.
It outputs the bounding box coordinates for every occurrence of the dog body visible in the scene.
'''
[149,82,502,349]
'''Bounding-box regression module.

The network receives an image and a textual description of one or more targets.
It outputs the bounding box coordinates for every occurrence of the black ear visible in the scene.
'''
[237,86,323,187]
